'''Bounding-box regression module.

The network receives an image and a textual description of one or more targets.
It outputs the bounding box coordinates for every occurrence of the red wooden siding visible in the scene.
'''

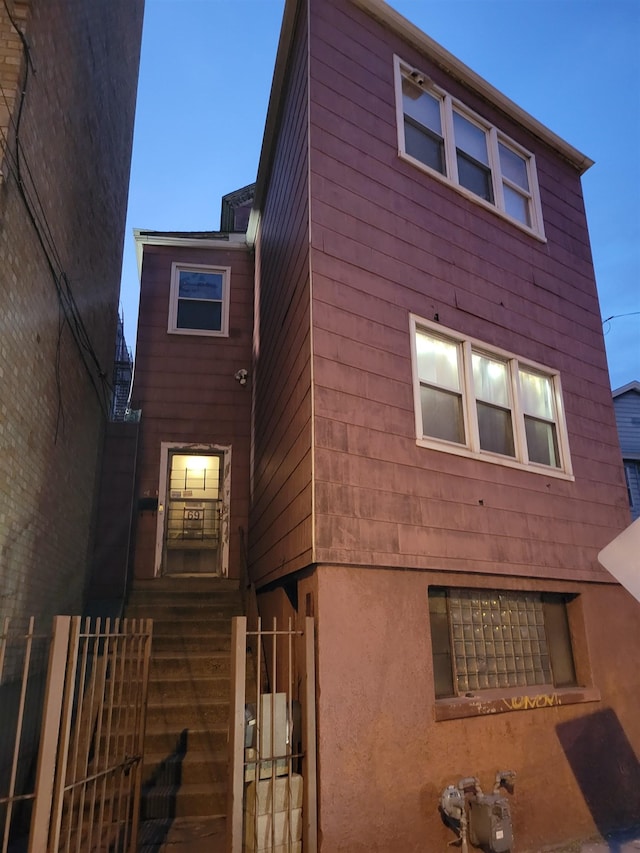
[307,0,627,580]
[130,243,254,579]
[250,1,313,585]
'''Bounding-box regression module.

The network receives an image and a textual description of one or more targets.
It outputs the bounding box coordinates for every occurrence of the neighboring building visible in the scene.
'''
[126,0,640,849]
[0,0,145,625]
[613,381,640,521]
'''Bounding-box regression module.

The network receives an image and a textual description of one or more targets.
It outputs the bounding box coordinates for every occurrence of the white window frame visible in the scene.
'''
[394,55,546,241]
[168,262,231,337]
[409,314,573,479]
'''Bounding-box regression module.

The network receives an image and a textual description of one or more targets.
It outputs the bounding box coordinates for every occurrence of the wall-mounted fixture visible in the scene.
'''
[441,771,516,853]
[234,368,248,386]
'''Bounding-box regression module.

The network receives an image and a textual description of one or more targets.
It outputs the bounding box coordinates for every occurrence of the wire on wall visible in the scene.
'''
[0,2,114,438]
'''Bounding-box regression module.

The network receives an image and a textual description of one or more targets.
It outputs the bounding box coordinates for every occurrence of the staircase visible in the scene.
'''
[124,575,243,848]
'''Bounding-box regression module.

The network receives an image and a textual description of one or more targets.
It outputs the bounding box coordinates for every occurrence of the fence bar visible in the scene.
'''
[227,616,247,853]
[303,616,318,853]
[129,619,152,852]
[28,616,72,853]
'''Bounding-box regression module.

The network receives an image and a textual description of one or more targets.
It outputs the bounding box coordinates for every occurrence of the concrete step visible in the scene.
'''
[127,603,243,620]
[128,586,242,603]
[143,751,226,787]
[143,726,227,755]
[146,676,230,704]
[145,699,230,728]
[148,652,233,678]
[137,816,226,853]
[131,576,240,593]
[151,634,232,653]
[140,781,226,820]
[151,618,232,636]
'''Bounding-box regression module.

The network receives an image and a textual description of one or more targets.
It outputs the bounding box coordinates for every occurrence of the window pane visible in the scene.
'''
[416,332,460,390]
[498,142,529,190]
[542,595,577,688]
[421,386,464,444]
[525,416,559,467]
[440,589,554,695]
[177,299,223,331]
[457,152,493,202]
[428,589,455,699]
[472,353,510,407]
[402,80,442,134]
[519,370,554,419]
[404,119,445,174]
[503,184,531,226]
[453,112,489,164]
[477,402,515,457]
[178,270,224,300]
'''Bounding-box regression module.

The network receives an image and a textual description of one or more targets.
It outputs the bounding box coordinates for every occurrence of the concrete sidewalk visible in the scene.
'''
[545,827,640,853]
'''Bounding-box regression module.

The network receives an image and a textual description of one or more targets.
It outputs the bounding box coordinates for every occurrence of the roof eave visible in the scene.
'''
[351,0,593,174]
[133,229,248,280]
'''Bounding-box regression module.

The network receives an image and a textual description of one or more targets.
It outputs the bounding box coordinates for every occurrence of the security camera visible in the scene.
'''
[234,368,248,386]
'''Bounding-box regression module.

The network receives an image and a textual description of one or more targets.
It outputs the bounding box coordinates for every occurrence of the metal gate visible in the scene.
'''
[0,615,152,852]
[227,616,317,853]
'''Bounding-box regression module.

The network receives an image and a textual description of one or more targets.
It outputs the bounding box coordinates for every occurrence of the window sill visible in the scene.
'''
[434,685,600,721]
[398,150,547,243]
[167,328,229,338]
[415,436,575,481]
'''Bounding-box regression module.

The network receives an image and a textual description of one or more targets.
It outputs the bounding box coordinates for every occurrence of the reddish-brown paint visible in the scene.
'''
[248,0,640,849]
[130,243,254,579]
[250,0,314,585]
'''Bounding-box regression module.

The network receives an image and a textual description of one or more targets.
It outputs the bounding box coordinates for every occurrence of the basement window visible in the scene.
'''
[429,587,577,699]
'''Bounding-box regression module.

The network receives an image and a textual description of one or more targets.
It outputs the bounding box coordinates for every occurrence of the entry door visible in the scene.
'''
[162,450,225,575]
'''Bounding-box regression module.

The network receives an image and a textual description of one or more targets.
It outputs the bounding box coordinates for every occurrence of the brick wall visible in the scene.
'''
[0,0,144,623]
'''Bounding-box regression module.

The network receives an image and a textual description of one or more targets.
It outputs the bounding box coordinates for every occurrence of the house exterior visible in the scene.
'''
[127,0,640,849]
[248,0,640,849]
[128,224,254,582]
[0,0,144,626]
[613,381,640,521]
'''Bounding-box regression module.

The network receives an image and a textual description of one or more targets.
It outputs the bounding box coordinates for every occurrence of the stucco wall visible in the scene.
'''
[313,564,640,852]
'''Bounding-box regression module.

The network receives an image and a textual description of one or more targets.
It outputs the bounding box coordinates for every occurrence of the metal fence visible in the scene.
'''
[0,615,152,853]
[227,616,317,853]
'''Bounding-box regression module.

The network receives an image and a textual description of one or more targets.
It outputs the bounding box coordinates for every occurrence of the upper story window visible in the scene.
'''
[168,263,230,337]
[410,315,573,478]
[395,56,545,239]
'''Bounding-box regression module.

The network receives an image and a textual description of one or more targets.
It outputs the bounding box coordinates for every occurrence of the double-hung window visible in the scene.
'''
[410,315,572,477]
[395,56,544,238]
[168,263,230,337]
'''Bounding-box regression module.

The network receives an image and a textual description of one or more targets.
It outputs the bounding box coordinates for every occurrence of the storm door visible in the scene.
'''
[162,450,225,575]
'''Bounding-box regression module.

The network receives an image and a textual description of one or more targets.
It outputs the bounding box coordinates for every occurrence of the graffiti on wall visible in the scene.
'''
[502,693,561,712]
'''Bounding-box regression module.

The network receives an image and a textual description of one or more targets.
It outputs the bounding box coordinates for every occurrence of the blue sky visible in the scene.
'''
[120,0,640,389]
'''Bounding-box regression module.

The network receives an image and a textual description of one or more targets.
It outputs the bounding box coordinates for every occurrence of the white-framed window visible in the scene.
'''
[394,56,545,240]
[409,315,573,477]
[168,263,231,337]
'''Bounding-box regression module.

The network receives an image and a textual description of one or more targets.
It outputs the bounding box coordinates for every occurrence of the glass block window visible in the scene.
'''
[428,587,577,699]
